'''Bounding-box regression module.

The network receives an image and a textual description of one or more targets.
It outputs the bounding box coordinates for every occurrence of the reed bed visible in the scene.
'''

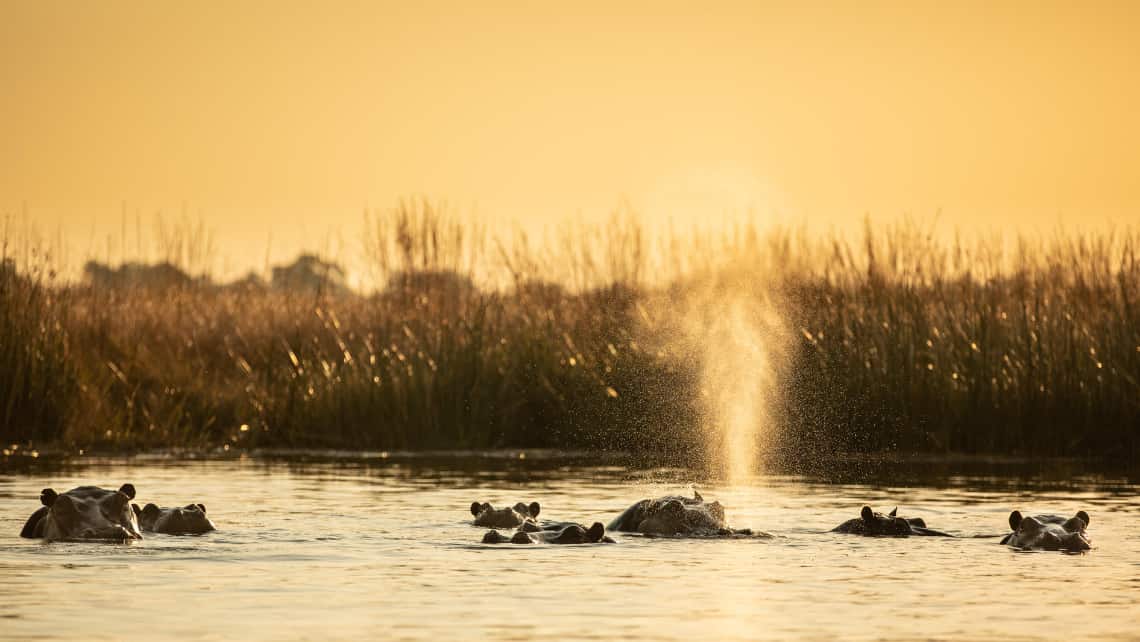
[1,206,1136,463]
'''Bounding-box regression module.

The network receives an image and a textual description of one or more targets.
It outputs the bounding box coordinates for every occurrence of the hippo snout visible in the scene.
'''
[1066,535,1091,552]
[79,525,140,542]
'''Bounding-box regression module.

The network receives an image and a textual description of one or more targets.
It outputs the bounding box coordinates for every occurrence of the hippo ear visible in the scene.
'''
[197,504,207,513]
[109,491,131,510]
[889,507,898,517]
[528,502,540,518]
[861,506,874,522]
[40,488,58,507]
[586,522,605,543]
[1076,510,1090,527]
[693,490,703,502]
[470,502,483,517]
[1008,511,1023,531]
[132,504,142,517]
[118,484,136,500]
[1018,516,1043,534]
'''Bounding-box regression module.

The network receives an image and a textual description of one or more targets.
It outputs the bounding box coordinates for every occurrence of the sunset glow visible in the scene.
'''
[3,1,1137,276]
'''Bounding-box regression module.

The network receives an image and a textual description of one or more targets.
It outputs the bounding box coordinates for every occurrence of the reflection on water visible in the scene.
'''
[0,454,1137,641]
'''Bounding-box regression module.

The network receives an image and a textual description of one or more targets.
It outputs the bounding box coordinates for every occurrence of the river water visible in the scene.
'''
[0,453,1136,641]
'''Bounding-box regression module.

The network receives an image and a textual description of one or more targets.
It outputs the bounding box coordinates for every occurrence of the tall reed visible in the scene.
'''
[1,206,1136,462]
[0,251,77,445]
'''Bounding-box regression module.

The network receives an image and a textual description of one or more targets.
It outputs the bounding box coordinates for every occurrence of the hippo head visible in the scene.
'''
[482,522,608,545]
[470,501,541,529]
[830,506,949,537]
[858,506,915,536]
[608,490,731,535]
[133,503,217,535]
[637,499,689,535]
[547,522,608,544]
[39,485,142,542]
[481,530,506,543]
[1006,510,1090,552]
[635,493,727,536]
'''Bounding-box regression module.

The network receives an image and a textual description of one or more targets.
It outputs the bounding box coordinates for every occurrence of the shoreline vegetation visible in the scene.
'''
[3,204,1138,466]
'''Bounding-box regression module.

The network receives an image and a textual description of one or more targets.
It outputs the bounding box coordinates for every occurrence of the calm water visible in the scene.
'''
[0,453,1137,641]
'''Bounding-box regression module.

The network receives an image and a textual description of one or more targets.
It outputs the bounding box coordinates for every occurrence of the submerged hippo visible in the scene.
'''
[19,484,143,542]
[470,501,541,529]
[482,522,614,545]
[831,506,951,537]
[133,503,216,535]
[1001,510,1090,552]
[608,490,755,537]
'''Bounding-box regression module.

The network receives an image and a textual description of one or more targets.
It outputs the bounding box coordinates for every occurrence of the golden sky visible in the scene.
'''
[2,1,1138,275]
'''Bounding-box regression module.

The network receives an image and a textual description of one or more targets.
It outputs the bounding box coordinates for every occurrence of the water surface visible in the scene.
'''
[1,454,1136,641]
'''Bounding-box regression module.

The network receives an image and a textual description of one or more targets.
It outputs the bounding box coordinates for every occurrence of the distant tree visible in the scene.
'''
[83,260,204,290]
[513,278,566,306]
[271,254,348,295]
[222,271,269,294]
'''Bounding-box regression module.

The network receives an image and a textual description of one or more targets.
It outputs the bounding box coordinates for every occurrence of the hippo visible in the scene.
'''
[470,501,541,529]
[608,490,756,537]
[19,484,143,542]
[482,522,614,545]
[132,502,216,535]
[831,506,952,537]
[1001,510,1090,552]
